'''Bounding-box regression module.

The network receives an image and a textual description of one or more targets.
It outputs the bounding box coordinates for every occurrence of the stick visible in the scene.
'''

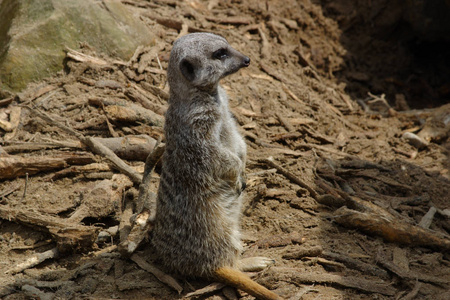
[130,254,183,294]
[334,207,450,252]
[260,157,318,199]
[184,282,226,298]
[322,251,389,279]
[21,285,54,300]
[269,267,396,296]
[376,251,449,285]
[6,247,59,274]
[24,105,143,184]
[0,153,95,179]
[0,205,98,253]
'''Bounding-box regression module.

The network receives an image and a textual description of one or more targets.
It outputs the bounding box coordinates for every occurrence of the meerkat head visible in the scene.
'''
[168,33,250,92]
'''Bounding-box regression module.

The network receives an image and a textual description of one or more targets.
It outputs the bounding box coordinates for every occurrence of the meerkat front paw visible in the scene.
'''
[237,257,275,272]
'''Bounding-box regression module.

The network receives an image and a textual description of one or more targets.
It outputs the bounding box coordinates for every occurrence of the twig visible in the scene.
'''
[322,251,389,279]
[275,113,295,132]
[376,250,449,285]
[184,282,226,298]
[270,267,396,296]
[287,285,318,300]
[6,247,59,274]
[138,138,165,210]
[21,285,54,300]
[418,206,437,229]
[130,253,183,294]
[0,205,98,253]
[283,245,323,260]
[143,12,205,33]
[400,282,422,300]
[334,206,450,252]
[21,173,28,201]
[24,106,143,184]
[260,157,318,199]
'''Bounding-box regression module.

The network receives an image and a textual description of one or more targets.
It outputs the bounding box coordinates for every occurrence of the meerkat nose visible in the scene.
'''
[243,56,250,67]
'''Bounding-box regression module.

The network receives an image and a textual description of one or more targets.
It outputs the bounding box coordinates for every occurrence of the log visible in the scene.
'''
[0,205,98,253]
[0,153,95,179]
[334,207,450,251]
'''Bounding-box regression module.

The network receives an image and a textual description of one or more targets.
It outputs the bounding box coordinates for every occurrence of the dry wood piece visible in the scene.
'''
[2,140,82,153]
[256,232,305,248]
[400,282,422,300]
[69,174,133,222]
[65,47,126,66]
[376,250,449,285]
[144,12,205,33]
[119,208,153,256]
[260,157,318,199]
[83,137,143,184]
[205,15,253,25]
[125,86,168,116]
[267,267,396,296]
[185,282,226,298]
[137,140,165,213]
[119,140,164,256]
[130,253,183,294]
[49,163,112,181]
[96,101,164,127]
[21,285,54,300]
[283,245,323,260]
[0,205,98,253]
[0,153,95,179]
[418,206,437,229]
[0,96,14,107]
[334,207,450,251]
[26,105,144,183]
[6,247,59,274]
[96,135,157,161]
[275,113,295,132]
[258,24,271,59]
[322,251,389,279]
[140,82,169,101]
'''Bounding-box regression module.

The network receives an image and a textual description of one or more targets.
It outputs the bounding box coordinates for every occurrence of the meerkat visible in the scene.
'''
[152,33,283,300]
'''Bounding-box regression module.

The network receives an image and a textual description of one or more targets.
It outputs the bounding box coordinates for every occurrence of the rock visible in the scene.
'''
[402,132,429,149]
[0,0,155,92]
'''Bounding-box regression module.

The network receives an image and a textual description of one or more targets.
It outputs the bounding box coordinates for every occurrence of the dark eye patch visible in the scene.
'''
[213,48,228,60]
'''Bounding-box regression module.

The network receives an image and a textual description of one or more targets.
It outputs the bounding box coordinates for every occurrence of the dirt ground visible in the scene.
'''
[1,0,449,299]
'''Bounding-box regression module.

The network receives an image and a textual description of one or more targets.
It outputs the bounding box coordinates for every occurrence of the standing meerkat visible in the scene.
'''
[152,33,283,300]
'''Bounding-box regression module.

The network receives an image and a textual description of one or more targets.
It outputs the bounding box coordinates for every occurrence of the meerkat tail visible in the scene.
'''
[214,267,283,300]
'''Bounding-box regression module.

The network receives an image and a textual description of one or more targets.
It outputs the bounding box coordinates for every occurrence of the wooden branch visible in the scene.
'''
[267,267,396,296]
[205,15,253,25]
[376,250,449,285]
[68,174,133,222]
[283,245,323,260]
[88,97,164,126]
[0,205,98,253]
[322,251,389,279]
[6,248,59,274]
[25,106,144,184]
[333,207,450,251]
[143,12,205,33]
[260,157,318,199]
[130,254,183,294]
[0,153,95,179]
[184,282,226,298]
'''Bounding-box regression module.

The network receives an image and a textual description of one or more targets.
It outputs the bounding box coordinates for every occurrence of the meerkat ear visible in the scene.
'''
[179,58,196,82]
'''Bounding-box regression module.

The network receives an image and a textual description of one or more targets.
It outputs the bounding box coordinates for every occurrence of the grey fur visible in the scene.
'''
[152,33,250,277]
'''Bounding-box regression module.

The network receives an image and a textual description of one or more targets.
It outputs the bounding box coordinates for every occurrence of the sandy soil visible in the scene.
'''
[1,1,449,299]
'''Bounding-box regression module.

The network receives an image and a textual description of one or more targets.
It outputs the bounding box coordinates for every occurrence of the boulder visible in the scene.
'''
[0,0,155,92]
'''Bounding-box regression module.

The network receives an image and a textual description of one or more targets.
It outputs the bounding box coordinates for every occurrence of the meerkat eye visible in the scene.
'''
[213,48,228,60]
